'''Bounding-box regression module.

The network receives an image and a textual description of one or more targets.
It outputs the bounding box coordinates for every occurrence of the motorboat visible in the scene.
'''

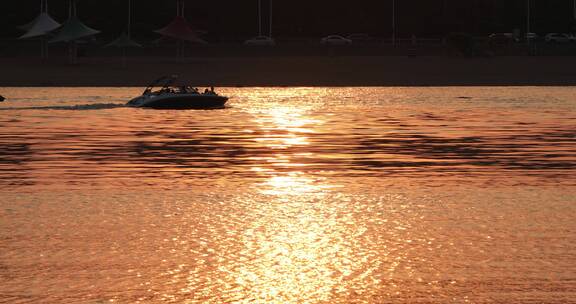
[127,75,228,109]
[0,95,5,102]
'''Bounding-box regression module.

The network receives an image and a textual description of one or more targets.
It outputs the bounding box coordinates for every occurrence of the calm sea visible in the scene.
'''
[0,87,575,303]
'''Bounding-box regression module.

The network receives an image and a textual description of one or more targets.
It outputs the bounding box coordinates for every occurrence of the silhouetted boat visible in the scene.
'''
[0,95,5,102]
[127,76,228,109]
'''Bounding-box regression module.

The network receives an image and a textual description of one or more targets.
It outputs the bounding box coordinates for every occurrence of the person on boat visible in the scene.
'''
[202,87,216,95]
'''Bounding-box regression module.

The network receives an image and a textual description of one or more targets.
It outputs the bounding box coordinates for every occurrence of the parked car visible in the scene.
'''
[488,33,516,45]
[545,33,571,43]
[320,35,352,46]
[346,33,375,44]
[525,32,539,41]
[244,36,276,46]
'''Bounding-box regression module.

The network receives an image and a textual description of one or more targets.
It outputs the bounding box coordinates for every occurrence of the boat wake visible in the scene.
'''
[0,103,128,111]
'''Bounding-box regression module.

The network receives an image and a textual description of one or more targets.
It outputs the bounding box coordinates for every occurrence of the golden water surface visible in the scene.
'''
[0,87,575,303]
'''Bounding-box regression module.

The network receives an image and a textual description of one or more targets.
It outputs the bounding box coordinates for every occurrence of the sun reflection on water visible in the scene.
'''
[221,102,368,303]
[259,173,335,196]
[226,172,363,303]
[252,107,321,150]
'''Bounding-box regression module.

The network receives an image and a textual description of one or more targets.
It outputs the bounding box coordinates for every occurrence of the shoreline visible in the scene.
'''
[2,56,576,87]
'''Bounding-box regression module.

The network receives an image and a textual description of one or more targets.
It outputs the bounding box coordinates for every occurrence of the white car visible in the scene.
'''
[244,36,275,46]
[346,33,375,43]
[545,33,571,43]
[320,35,352,46]
[525,32,538,40]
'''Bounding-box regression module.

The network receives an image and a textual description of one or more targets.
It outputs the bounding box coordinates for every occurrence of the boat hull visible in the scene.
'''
[128,94,228,109]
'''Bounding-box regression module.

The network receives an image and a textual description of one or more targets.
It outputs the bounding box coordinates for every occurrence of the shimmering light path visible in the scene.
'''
[0,87,575,303]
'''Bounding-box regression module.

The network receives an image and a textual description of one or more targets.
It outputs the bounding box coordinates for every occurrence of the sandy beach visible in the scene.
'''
[1,55,576,87]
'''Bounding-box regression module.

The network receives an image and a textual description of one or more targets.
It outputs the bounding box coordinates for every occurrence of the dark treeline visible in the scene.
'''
[2,0,576,40]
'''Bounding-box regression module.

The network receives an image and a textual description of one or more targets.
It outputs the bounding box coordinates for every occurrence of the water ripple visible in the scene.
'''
[0,87,574,189]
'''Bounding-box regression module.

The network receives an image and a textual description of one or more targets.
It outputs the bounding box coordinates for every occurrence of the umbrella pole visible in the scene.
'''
[41,38,50,60]
[122,48,127,68]
[40,39,45,60]
[68,41,77,65]
[44,39,49,59]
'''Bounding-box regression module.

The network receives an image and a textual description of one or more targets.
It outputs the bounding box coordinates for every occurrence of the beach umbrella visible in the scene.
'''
[19,0,60,38]
[107,0,141,68]
[108,31,141,49]
[155,0,206,57]
[107,31,141,68]
[155,16,205,43]
[19,12,60,39]
[50,0,100,64]
[19,0,61,58]
[50,1,100,43]
[49,16,100,43]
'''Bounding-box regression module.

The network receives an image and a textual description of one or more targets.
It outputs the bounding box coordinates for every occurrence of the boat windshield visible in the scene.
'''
[143,75,179,95]
[143,76,218,96]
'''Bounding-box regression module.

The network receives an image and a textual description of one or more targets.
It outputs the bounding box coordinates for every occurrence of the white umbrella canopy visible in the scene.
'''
[20,13,61,39]
[19,19,37,32]
[19,0,61,59]
[19,0,61,39]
